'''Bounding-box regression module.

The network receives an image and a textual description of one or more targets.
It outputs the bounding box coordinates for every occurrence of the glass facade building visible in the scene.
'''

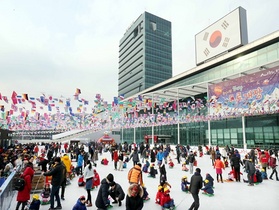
[121,31,279,149]
[118,12,172,98]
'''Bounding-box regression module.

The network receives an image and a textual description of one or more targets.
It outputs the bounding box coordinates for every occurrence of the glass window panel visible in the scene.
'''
[264,127,273,132]
[231,139,238,144]
[264,132,274,139]
[231,133,237,138]
[267,50,277,61]
[224,132,230,138]
[255,133,263,139]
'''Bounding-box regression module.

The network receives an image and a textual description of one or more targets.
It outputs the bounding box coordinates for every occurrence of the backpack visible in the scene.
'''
[14,177,25,191]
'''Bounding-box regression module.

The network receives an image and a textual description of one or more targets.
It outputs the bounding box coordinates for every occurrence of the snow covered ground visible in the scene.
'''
[11,148,279,210]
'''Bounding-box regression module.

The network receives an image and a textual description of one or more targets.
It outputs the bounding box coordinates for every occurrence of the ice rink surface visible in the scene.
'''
[11,148,279,210]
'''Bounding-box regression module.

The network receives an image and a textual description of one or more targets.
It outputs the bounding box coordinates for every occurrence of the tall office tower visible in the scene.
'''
[118,12,172,98]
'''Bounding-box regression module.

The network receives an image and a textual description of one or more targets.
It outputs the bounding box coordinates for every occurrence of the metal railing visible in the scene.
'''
[0,169,17,210]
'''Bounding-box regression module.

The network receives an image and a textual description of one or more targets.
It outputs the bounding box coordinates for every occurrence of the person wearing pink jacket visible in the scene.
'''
[214,156,225,183]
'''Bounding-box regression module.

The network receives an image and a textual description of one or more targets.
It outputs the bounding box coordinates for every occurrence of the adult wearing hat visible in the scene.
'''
[43,157,65,210]
[188,168,203,210]
[95,173,114,210]
[108,181,125,206]
[126,183,144,210]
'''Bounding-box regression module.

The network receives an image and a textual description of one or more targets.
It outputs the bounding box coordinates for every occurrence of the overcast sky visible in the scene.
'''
[0,0,278,104]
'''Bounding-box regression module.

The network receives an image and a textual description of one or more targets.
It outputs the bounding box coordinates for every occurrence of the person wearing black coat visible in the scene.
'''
[150,149,156,163]
[126,183,144,210]
[159,162,167,182]
[230,153,243,182]
[245,158,256,186]
[43,157,64,210]
[189,168,203,210]
[95,173,114,210]
[108,181,125,206]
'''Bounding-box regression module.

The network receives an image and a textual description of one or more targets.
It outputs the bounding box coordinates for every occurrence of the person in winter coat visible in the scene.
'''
[113,150,119,170]
[60,161,67,200]
[159,189,175,209]
[181,175,190,192]
[72,195,87,210]
[130,148,140,166]
[15,166,34,210]
[108,181,125,206]
[76,152,84,176]
[37,154,48,172]
[43,157,65,210]
[92,169,100,188]
[245,157,256,186]
[150,149,156,164]
[159,162,167,182]
[214,157,225,183]
[126,183,144,210]
[83,160,94,207]
[188,151,196,174]
[269,154,279,181]
[156,149,164,165]
[95,173,114,210]
[148,163,157,178]
[127,163,143,186]
[118,151,124,171]
[61,154,72,177]
[230,153,243,182]
[28,194,41,210]
[205,173,214,187]
[188,168,203,210]
[201,179,214,195]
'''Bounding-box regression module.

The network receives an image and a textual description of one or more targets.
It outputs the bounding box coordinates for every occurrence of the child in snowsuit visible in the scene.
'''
[148,163,157,178]
[41,183,51,205]
[29,194,41,210]
[201,179,214,195]
[92,169,100,189]
[181,175,190,192]
[142,159,150,173]
[182,163,189,171]
[205,173,214,187]
[160,189,175,209]
[168,159,174,168]
[156,179,172,204]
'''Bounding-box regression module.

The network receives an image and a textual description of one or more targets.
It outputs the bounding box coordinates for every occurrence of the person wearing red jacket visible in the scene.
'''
[92,169,101,188]
[269,154,279,181]
[15,166,34,210]
[260,151,269,174]
[160,189,175,209]
[113,150,119,170]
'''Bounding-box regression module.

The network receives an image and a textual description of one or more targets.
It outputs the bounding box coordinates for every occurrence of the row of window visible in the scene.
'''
[163,42,279,90]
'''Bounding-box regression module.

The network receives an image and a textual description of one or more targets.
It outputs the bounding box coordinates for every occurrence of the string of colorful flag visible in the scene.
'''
[1,88,277,131]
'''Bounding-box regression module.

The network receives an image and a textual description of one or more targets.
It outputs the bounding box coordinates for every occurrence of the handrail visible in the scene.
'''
[0,169,18,210]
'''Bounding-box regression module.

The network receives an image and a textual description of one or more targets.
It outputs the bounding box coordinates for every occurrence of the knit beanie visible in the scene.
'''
[107,173,114,183]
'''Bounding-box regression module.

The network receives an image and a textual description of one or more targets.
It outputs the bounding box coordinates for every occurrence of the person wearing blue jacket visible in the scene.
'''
[72,195,87,210]
[201,179,214,195]
[156,149,164,165]
[76,152,84,176]
[163,148,169,164]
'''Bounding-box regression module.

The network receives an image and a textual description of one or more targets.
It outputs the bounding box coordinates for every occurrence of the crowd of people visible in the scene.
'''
[0,141,278,210]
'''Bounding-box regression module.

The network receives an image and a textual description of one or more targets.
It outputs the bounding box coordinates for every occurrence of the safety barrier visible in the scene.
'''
[0,170,17,210]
